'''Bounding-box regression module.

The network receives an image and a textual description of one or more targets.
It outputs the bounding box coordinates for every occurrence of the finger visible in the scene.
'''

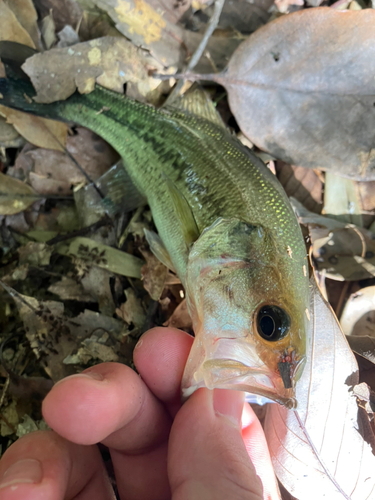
[42,362,171,451]
[0,431,112,500]
[43,363,172,500]
[168,388,264,500]
[133,327,193,416]
[242,403,281,500]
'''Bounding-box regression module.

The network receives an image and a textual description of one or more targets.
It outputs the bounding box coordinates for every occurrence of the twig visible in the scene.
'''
[165,0,226,104]
[0,280,39,313]
[45,215,112,245]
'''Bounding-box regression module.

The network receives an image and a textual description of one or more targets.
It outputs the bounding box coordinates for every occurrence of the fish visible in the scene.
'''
[0,46,310,408]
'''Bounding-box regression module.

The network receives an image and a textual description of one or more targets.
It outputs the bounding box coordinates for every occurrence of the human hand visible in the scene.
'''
[0,327,280,500]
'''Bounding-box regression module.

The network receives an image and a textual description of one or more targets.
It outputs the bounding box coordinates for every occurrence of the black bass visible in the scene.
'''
[0,69,310,407]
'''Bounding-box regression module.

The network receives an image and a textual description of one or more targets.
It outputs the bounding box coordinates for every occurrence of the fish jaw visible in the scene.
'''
[181,331,297,409]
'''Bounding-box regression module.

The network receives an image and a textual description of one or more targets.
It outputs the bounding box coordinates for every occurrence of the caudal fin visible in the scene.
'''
[0,77,63,121]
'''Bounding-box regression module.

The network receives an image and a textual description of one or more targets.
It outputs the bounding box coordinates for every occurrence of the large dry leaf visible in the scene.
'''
[27,127,118,195]
[4,0,40,49]
[275,162,322,214]
[209,8,375,180]
[264,279,375,499]
[0,0,35,48]
[22,36,164,103]
[0,104,67,151]
[0,172,40,215]
[81,0,240,71]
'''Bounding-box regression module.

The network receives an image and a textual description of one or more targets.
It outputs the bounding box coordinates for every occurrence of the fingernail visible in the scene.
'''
[54,371,104,387]
[134,338,143,350]
[0,459,43,489]
[213,389,245,428]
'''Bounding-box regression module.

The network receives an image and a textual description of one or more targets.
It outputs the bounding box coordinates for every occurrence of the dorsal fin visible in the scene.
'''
[164,84,225,128]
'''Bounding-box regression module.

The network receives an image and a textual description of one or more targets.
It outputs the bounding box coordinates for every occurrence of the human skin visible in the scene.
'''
[0,327,280,500]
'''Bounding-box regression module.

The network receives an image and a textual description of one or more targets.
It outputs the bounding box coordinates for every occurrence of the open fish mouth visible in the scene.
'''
[181,337,297,409]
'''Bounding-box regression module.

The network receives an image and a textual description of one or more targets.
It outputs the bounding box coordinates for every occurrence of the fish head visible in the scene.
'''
[182,218,310,408]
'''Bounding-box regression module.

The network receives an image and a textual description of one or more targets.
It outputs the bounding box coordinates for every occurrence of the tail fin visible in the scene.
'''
[0,77,64,121]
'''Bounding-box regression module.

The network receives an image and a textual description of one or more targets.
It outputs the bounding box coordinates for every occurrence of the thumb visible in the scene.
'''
[168,388,264,500]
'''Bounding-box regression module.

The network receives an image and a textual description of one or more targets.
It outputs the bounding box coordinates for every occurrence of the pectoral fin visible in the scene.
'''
[144,228,176,272]
[163,174,200,248]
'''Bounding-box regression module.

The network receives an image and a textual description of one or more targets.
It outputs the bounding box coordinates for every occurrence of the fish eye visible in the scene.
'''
[256,305,291,341]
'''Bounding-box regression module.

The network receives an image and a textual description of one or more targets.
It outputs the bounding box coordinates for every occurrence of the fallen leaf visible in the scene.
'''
[48,276,95,302]
[63,330,119,364]
[27,127,118,195]
[33,0,83,33]
[116,287,146,328]
[0,0,36,48]
[0,116,23,148]
[18,241,52,267]
[140,247,168,301]
[22,36,164,103]
[5,0,41,49]
[323,172,363,227]
[0,400,18,437]
[82,0,240,71]
[264,279,375,499]
[217,0,272,33]
[208,8,375,180]
[55,236,145,278]
[292,198,375,281]
[275,162,322,214]
[163,298,192,330]
[40,10,57,49]
[340,286,375,337]
[0,104,68,151]
[346,336,375,364]
[0,172,40,215]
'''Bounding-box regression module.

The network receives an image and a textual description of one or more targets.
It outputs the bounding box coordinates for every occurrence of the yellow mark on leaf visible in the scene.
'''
[88,47,102,66]
[114,0,166,45]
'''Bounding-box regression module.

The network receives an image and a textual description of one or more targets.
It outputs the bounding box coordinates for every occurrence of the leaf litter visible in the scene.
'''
[1,2,375,499]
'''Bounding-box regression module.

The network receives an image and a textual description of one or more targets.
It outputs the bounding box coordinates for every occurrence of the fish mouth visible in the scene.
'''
[181,337,297,409]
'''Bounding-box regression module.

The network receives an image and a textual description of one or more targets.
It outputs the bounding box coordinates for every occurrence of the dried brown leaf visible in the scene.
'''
[140,248,168,301]
[5,0,41,49]
[116,288,146,328]
[0,104,68,151]
[22,36,164,103]
[212,8,375,180]
[0,172,39,215]
[276,162,322,214]
[0,0,36,48]
[26,127,118,195]
[164,298,192,330]
[82,0,240,72]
